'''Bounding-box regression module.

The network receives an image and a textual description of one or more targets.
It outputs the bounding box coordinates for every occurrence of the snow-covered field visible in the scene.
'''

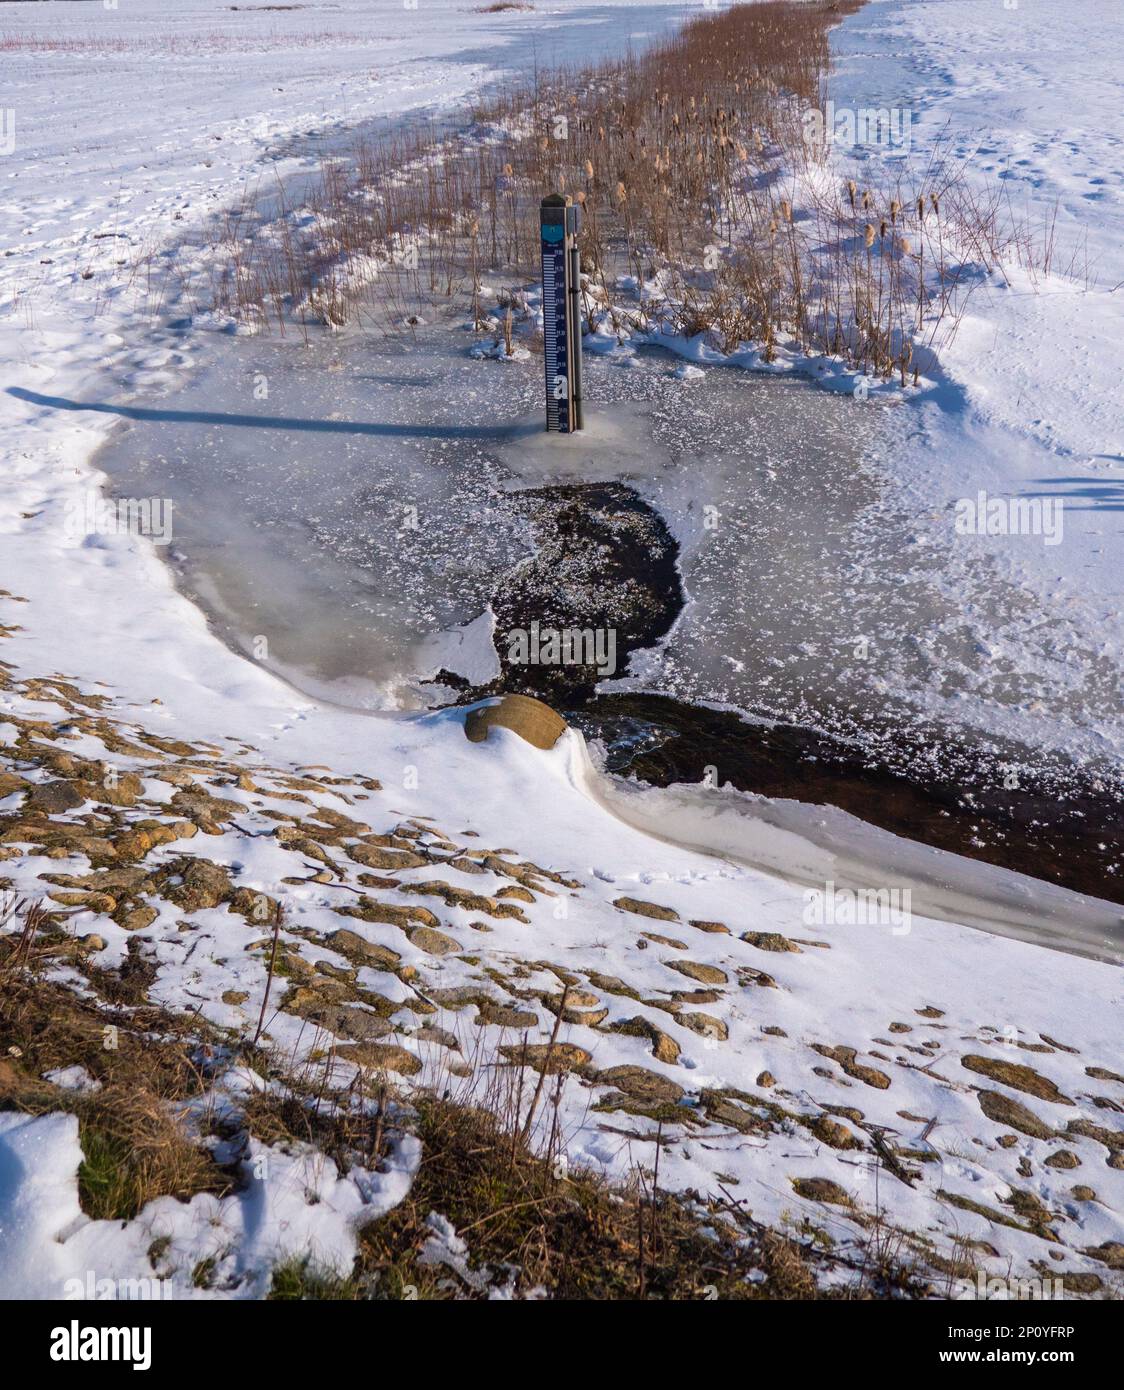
[0,0,1121,1300]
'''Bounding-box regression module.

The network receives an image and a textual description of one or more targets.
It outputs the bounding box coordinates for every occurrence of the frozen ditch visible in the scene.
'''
[68,0,1122,948]
[84,310,1124,924]
[94,321,902,716]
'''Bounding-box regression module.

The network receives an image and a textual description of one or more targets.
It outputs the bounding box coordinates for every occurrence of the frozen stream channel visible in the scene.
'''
[56,0,1122,944]
[92,321,1114,780]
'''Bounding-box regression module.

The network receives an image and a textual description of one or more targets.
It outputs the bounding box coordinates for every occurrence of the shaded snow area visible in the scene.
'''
[0,0,1121,1300]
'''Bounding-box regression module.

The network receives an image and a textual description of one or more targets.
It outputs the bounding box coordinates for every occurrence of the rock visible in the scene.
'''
[0,770,27,797]
[614,896,680,922]
[113,904,158,933]
[327,929,402,972]
[585,971,640,1000]
[407,926,462,956]
[669,988,722,1005]
[642,932,688,952]
[112,828,164,861]
[476,1001,540,1029]
[337,1043,421,1076]
[304,1003,393,1042]
[412,1026,459,1050]
[757,1071,776,1088]
[428,986,494,1011]
[447,856,487,876]
[811,1044,890,1090]
[791,1177,853,1207]
[961,1054,1073,1104]
[498,1042,591,1073]
[1072,1185,1097,1202]
[888,1022,912,1034]
[47,890,117,914]
[1086,1066,1124,1084]
[1044,1149,1080,1170]
[678,1012,728,1042]
[608,1016,680,1064]
[25,781,85,814]
[496,885,535,903]
[688,919,730,935]
[170,788,243,824]
[336,899,439,930]
[695,1092,759,1132]
[740,931,801,953]
[227,889,280,925]
[666,960,727,986]
[597,1065,684,1103]
[399,880,526,921]
[808,1115,861,1150]
[978,1090,1055,1139]
[541,990,608,1027]
[96,772,146,807]
[1065,1118,1124,1154]
[1082,1242,1124,1270]
[464,694,567,750]
[162,857,234,910]
[347,844,427,871]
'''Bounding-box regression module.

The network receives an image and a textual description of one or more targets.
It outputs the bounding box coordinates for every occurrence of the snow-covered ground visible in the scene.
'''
[0,0,1121,1298]
[826,0,1124,769]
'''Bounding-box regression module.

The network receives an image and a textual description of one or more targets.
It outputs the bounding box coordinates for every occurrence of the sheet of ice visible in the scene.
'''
[573,738,1124,963]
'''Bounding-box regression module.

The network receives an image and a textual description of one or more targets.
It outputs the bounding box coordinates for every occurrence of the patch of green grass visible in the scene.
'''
[268,1258,362,1301]
[78,1126,136,1221]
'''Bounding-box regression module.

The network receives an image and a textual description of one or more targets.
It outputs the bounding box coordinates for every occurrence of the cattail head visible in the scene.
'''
[584,159,594,179]
[930,192,939,214]
[898,237,912,255]
[575,189,586,205]
[863,223,876,248]
[615,180,627,203]
[889,198,901,223]
[917,195,925,222]
[879,219,887,239]
[502,163,513,178]
[861,190,871,209]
